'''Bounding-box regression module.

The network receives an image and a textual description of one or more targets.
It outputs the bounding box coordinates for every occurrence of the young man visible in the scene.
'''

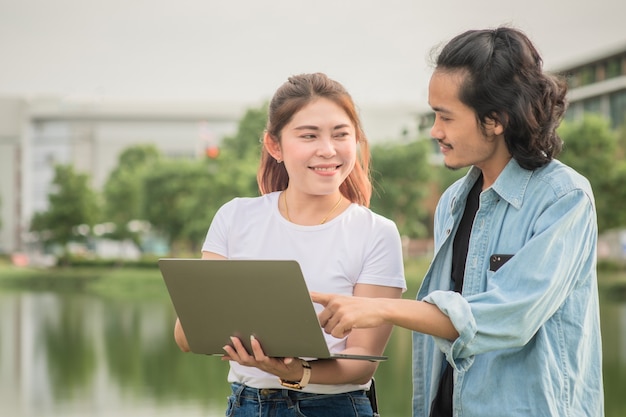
[312,27,604,416]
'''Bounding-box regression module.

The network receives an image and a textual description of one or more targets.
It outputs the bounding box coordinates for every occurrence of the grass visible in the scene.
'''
[403,256,430,296]
[3,254,620,302]
[0,260,167,300]
[0,257,430,300]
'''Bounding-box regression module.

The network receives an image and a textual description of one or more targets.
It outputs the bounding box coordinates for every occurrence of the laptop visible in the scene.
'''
[158,258,387,361]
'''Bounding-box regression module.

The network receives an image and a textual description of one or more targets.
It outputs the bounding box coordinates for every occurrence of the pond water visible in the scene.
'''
[0,278,624,417]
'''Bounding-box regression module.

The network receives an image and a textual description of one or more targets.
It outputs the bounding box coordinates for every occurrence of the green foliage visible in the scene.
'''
[370,140,433,238]
[220,104,267,159]
[141,154,258,254]
[558,114,626,232]
[142,160,212,253]
[432,164,469,192]
[617,121,626,159]
[30,164,100,251]
[102,144,161,242]
[558,114,616,180]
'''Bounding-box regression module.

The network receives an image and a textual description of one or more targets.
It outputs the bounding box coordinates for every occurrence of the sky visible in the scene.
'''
[1,0,626,111]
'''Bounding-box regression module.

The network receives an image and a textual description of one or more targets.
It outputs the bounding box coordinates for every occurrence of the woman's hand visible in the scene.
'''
[174,318,191,352]
[223,335,306,382]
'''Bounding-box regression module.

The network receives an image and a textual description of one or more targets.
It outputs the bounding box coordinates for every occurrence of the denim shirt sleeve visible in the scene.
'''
[423,290,476,371]
[422,161,597,372]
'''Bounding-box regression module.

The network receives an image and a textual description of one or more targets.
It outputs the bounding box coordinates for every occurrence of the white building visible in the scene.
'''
[555,42,626,129]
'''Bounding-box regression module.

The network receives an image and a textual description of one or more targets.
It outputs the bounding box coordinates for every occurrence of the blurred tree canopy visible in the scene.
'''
[558,114,626,232]
[370,140,432,238]
[220,104,267,159]
[102,144,161,243]
[30,164,100,253]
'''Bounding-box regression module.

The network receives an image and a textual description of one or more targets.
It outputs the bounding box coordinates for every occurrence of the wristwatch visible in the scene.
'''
[279,360,311,389]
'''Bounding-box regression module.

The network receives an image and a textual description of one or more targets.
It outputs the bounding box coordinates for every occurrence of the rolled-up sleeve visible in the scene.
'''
[423,290,476,371]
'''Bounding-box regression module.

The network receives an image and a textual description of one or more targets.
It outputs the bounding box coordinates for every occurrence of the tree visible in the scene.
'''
[142,160,209,253]
[30,164,100,254]
[141,152,259,254]
[558,114,626,232]
[617,120,626,159]
[102,144,161,242]
[370,140,433,238]
[220,104,267,159]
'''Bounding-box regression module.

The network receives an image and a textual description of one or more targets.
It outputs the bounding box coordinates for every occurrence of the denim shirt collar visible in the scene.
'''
[490,159,532,210]
[455,159,532,211]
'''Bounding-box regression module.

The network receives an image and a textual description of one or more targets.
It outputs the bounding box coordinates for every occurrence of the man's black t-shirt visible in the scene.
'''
[430,174,482,417]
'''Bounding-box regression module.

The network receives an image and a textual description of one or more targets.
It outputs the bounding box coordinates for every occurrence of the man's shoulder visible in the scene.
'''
[532,160,593,197]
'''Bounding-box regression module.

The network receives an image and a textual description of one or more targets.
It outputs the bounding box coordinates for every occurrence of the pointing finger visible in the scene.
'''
[310,291,330,306]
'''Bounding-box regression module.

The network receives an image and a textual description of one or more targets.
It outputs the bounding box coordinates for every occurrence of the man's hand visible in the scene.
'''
[311,291,389,339]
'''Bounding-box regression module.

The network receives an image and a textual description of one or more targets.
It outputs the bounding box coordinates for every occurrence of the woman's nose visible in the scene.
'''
[316,137,337,157]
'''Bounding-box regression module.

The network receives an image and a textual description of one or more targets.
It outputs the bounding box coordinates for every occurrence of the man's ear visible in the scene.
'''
[263,132,282,162]
[484,116,505,137]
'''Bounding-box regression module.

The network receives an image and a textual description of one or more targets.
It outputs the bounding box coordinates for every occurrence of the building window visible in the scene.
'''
[605,57,622,79]
[609,90,626,129]
[578,66,597,86]
[564,102,582,123]
[583,97,603,115]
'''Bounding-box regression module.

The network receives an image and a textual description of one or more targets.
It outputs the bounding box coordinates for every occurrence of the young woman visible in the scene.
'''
[174,72,406,417]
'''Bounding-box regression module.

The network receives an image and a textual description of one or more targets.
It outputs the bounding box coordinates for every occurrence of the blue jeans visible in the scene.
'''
[226,383,374,417]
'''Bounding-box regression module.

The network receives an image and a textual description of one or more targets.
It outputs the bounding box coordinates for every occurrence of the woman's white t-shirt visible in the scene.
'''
[202,191,406,394]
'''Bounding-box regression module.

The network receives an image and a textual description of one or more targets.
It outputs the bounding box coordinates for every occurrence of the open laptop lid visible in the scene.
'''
[158,258,386,361]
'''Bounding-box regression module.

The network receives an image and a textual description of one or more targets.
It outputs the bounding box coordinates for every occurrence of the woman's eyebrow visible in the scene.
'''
[292,123,352,131]
[293,125,319,131]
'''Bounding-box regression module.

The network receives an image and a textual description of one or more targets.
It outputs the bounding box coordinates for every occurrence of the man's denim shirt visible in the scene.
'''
[412,159,604,417]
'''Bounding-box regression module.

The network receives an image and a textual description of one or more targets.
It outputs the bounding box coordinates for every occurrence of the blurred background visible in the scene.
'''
[1,0,626,416]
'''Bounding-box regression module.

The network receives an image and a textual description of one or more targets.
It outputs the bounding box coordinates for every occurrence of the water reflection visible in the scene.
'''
[0,292,230,417]
[0,288,624,417]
